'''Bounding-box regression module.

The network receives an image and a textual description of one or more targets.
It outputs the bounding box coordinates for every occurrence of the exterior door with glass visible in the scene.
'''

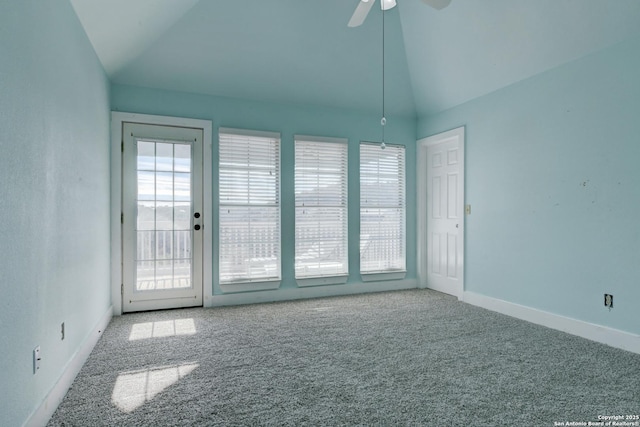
[122,122,203,312]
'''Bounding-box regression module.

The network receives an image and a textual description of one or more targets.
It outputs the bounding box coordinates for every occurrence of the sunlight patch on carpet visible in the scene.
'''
[311,307,334,312]
[111,362,198,413]
[128,318,196,340]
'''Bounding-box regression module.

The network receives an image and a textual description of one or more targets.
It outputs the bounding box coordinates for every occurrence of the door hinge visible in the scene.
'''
[121,212,124,224]
[121,140,124,152]
[121,284,124,296]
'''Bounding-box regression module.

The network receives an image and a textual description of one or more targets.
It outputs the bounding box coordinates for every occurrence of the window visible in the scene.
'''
[295,136,348,284]
[360,142,406,279]
[219,129,280,286]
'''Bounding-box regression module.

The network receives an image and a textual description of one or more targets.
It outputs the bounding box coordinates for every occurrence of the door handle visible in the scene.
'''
[194,212,202,231]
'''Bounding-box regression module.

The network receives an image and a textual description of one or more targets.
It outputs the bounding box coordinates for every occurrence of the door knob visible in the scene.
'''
[194,224,201,231]
[194,212,201,219]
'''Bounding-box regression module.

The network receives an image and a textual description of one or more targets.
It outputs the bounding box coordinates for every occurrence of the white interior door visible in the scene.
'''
[418,127,464,298]
[122,122,204,312]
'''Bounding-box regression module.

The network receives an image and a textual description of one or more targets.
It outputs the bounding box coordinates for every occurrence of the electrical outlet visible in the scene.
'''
[465,205,471,215]
[33,346,41,374]
[61,322,65,340]
[604,294,613,308]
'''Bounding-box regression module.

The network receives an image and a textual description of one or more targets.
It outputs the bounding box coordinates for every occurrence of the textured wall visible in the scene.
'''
[111,84,417,298]
[0,1,111,425]
[419,35,640,335]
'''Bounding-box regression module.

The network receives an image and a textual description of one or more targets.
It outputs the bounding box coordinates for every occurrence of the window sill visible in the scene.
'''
[296,275,348,287]
[219,280,281,294]
[361,271,406,282]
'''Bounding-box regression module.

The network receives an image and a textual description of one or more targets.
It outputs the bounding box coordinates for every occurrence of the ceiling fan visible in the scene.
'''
[348,0,451,27]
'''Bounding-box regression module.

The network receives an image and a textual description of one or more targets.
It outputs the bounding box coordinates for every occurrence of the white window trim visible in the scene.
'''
[294,135,346,145]
[361,271,406,282]
[219,127,280,140]
[220,280,281,294]
[294,135,349,286]
[218,127,282,292]
[296,275,349,287]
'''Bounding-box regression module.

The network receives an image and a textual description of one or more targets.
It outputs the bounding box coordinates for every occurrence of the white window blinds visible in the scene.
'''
[295,136,348,279]
[219,129,281,284]
[360,143,406,274]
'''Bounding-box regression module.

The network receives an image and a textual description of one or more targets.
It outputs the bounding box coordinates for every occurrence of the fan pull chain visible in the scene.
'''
[381,6,386,149]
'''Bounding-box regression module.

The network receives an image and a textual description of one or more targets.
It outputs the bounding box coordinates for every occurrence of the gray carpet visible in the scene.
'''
[48,289,640,426]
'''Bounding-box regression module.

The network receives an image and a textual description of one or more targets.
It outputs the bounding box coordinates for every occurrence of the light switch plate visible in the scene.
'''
[33,346,41,373]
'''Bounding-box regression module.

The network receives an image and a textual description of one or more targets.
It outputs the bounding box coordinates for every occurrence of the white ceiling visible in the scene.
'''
[70,0,640,117]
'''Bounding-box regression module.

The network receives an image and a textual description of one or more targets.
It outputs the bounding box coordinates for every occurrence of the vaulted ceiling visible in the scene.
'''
[70,0,640,118]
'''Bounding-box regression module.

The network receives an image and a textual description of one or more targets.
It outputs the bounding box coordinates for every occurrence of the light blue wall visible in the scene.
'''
[419,35,640,335]
[111,84,417,297]
[0,1,111,425]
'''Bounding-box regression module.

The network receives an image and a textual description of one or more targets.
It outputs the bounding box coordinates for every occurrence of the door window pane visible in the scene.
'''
[135,139,194,291]
[136,261,155,291]
[137,201,155,231]
[137,141,155,170]
[174,173,191,201]
[174,203,191,231]
[155,143,174,171]
[155,260,174,290]
[156,230,173,260]
[174,144,191,173]
[137,171,155,200]
[173,259,191,288]
[155,202,174,230]
[136,231,155,261]
[174,231,191,259]
[156,172,174,201]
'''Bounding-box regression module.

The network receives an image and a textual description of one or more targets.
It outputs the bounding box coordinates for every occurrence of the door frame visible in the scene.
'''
[111,112,213,315]
[416,126,465,300]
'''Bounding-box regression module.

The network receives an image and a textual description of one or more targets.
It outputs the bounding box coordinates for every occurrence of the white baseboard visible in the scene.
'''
[463,291,640,355]
[24,306,113,427]
[207,279,418,307]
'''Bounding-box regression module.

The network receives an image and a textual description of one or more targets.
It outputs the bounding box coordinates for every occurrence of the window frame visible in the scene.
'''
[359,141,407,282]
[218,127,282,292]
[294,135,349,286]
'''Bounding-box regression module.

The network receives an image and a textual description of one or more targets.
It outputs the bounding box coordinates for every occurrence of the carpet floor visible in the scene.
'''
[48,289,640,426]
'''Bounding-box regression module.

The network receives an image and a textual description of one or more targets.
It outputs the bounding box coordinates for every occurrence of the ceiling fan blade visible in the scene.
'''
[421,0,452,10]
[348,0,376,28]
